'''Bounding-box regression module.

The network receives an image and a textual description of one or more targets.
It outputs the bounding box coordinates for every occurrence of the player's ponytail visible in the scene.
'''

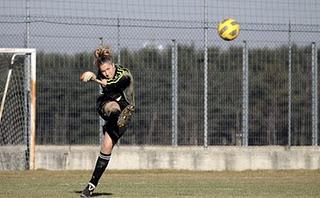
[94,45,113,67]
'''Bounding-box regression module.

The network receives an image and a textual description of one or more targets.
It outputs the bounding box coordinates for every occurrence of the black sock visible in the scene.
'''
[89,152,111,186]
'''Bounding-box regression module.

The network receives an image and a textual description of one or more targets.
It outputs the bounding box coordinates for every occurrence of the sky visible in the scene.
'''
[1,0,317,24]
[0,0,319,52]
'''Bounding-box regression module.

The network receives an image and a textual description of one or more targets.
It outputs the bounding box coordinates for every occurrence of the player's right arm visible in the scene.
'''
[80,71,96,82]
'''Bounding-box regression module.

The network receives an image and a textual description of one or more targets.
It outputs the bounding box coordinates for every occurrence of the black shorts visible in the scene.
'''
[96,95,129,143]
[97,98,129,119]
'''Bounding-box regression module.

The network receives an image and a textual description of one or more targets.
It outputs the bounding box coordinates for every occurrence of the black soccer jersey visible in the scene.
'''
[96,64,134,107]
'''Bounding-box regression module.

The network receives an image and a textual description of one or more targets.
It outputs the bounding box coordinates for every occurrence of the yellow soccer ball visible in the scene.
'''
[217,18,240,41]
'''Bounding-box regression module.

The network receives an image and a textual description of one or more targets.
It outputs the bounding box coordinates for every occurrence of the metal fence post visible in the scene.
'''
[288,22,292,147]
[203,0,208,148]
[25,0,30,48]
[24,0,32,169]
[24,53,31,169]
[242,40,249,146]
[312,42,318,146]
[171,39,178,146]
[117,17,121,64]
[98,37,104,144]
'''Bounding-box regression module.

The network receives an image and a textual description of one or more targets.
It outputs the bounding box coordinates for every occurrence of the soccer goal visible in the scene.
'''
[0,48,36,170]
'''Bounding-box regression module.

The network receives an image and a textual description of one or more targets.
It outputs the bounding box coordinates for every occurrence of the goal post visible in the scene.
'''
[0,48,36,170]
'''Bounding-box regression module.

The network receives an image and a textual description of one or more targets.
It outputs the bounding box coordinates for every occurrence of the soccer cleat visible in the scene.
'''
[80,182,95,198]
[117,105,135,128]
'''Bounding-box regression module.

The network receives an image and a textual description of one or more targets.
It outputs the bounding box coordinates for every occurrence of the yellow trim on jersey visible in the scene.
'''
[106,67,126,85]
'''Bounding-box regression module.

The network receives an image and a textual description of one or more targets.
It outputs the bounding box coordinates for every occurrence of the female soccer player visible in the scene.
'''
[80,46,135,198]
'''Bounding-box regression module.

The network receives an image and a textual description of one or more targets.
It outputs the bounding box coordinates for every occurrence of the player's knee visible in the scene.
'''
[103,101,120,117]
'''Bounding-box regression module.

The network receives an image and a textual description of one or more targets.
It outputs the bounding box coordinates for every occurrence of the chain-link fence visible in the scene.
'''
[0,0,319,146]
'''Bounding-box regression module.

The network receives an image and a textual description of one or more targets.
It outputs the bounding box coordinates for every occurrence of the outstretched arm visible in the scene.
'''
[80,71,105,86]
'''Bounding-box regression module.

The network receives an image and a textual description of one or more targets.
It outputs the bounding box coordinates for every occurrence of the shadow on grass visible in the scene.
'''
[74,190,113,196]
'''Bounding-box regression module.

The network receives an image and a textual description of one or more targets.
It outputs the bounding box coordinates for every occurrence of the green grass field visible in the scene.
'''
[1,170,320,198]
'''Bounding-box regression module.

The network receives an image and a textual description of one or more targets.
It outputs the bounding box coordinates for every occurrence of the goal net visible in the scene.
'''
[0,48,36,170]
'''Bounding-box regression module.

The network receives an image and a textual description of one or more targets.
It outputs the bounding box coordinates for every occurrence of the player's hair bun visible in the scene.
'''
[94,46,112,59]
[94,45,114,67]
